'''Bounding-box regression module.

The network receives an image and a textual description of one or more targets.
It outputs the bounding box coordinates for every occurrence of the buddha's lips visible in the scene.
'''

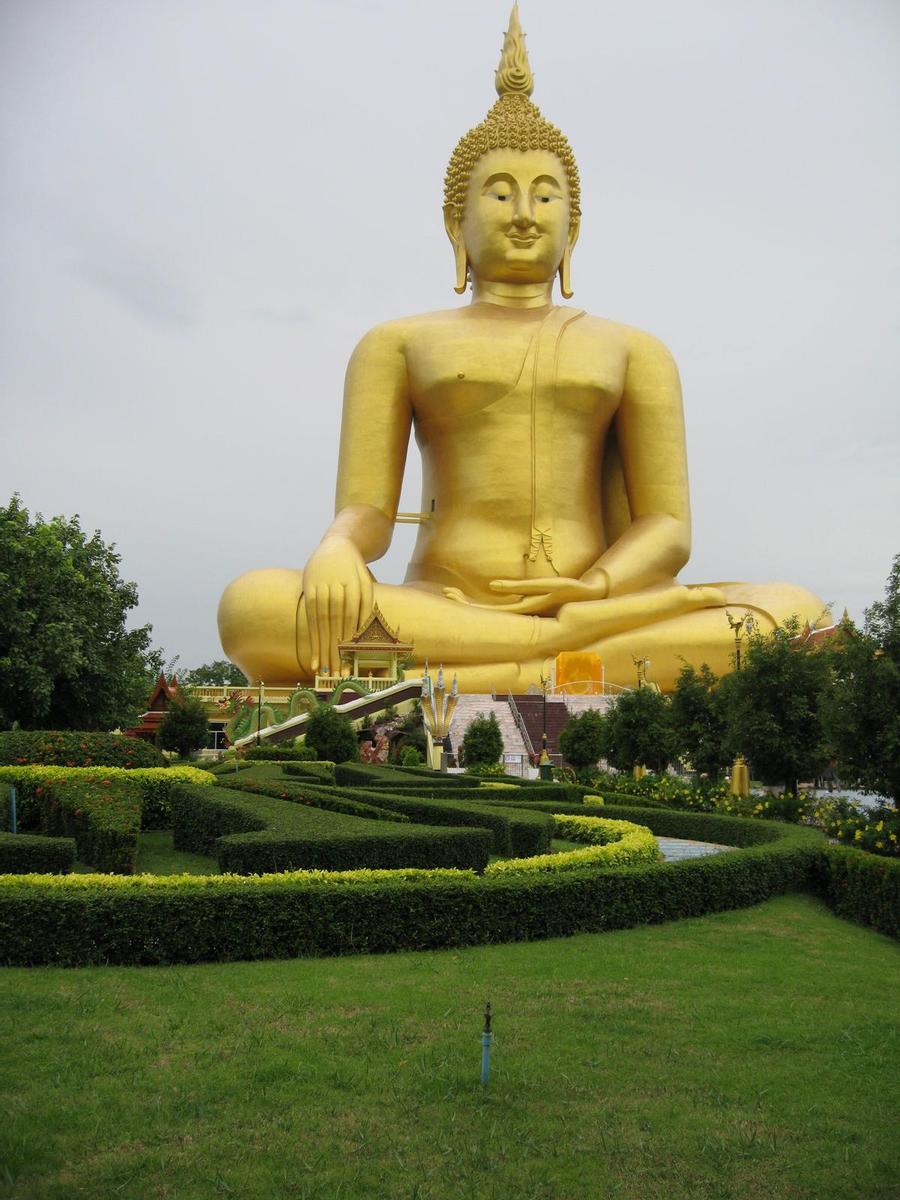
[508,234,540,246]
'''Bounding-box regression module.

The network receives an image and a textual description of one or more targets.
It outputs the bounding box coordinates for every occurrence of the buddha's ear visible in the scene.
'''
[559,217,580,300]
[443,203,469,295]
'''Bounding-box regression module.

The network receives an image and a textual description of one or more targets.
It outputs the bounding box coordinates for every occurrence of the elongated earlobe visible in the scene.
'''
[558,245,573,299]
[454,241,469,294]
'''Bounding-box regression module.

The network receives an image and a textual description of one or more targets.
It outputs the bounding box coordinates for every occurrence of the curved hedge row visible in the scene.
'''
[0,811,824,966]
[485,816,660,875]
[173,784,492,874]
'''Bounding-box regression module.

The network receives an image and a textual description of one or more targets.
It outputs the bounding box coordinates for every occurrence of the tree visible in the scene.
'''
[822,555,900,805]
[157,697,209,758]
[558,710,606,771]
[462,712,503,767]
[670,663,728,778]
[180,659,248,686]
[0,495,154,731]
[304,703,358,763]
[603,687,675,774]
[719,617,829,795]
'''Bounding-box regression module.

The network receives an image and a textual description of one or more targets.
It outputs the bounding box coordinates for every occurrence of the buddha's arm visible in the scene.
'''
[588,329,691,596]
[303,323,412,672]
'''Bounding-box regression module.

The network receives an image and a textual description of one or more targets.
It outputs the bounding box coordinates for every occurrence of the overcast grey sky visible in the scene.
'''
[2,0,898,669]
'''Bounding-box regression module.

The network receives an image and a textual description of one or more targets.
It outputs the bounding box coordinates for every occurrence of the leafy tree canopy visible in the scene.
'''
[670,663,728,778]
[0,495,154,731]
[822,554,900,804]
[604,687,675,775]
[157,697,209,758]
[462,712,503,767]
[721,617,829,794]
[558,710,606,770]
[304,703,358,764]
[180,659,248,687]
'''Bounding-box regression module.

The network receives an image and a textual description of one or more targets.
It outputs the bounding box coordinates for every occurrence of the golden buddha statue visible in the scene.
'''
[218,5,826,693]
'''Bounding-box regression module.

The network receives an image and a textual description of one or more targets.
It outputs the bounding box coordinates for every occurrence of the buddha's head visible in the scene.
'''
[443,4,581,297]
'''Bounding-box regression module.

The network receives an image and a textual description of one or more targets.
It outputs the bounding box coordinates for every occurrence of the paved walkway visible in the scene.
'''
[657,836,734,862]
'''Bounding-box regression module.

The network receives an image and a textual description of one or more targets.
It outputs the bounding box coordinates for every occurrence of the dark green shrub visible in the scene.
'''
[157,698,209,758]
[461,714,502,767]
[400,746,423,766]
[172,785,491,874]
[558,710,606,771]
[0,832,75,874]
[0,731,164,769]
[304,705,359,764]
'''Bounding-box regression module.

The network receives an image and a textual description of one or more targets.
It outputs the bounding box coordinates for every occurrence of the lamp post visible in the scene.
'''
[256,679,263,745]
[725,612,754,797]
[726,611,756,671]
[538,671,552,780]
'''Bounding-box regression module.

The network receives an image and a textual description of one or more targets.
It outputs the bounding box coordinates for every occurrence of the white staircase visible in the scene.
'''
[447,695,528,762]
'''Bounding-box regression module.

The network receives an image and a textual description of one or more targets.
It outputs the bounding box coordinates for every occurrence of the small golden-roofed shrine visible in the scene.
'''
[326,605,413,688]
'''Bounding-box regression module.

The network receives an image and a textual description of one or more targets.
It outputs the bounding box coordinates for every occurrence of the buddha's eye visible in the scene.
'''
[495,192,509,201]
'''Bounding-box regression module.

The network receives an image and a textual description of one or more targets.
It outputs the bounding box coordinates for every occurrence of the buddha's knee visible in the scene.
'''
[721,581,830,628]
[217,568,305,684]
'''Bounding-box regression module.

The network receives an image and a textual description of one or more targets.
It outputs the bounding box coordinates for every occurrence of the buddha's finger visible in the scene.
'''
[316,584,331,676]
[329,586,344,676]
[305,589,318,673]
[342,580,358,645]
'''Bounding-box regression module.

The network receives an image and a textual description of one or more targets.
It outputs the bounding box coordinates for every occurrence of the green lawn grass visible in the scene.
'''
[0,895,897,1200]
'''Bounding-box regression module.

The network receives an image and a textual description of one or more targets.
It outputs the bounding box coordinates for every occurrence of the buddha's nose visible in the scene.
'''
[512,197,535,226]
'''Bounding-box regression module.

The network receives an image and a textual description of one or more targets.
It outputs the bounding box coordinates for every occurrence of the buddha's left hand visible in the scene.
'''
[444,575,607,614]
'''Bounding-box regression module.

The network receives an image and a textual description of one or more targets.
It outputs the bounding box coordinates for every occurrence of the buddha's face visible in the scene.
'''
[451,148,577,286]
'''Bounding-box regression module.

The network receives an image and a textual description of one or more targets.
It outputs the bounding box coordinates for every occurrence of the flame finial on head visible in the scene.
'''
[495,4,533,98]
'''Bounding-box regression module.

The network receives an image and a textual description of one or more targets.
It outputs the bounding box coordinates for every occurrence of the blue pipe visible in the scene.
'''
[481,1030,492,1085]
[481,1001,492,1085]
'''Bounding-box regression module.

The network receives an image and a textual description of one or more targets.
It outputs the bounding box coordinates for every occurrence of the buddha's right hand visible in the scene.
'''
[302,536,374,675]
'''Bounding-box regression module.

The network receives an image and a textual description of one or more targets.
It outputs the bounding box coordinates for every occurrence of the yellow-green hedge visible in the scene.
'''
[486,815,660,874]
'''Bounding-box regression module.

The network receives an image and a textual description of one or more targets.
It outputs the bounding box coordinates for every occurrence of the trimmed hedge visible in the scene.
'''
[172,785,492,875]
[32,777,142,874]
[0,730,164,769]
[815,845,900,939]
[0,832,75,874]
[281,762,336,784]
[0,765,214,832]
[218,776,408,823]
[0,813,826,966]
[243,745,316,762]
[328,786,554,858]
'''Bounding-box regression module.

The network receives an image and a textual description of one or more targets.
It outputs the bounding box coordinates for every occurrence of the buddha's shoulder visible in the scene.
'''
[574,314,676,358]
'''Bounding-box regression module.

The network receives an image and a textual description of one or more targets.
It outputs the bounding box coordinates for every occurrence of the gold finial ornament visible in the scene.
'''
[494,3,533,97]
[443,4,581,227]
